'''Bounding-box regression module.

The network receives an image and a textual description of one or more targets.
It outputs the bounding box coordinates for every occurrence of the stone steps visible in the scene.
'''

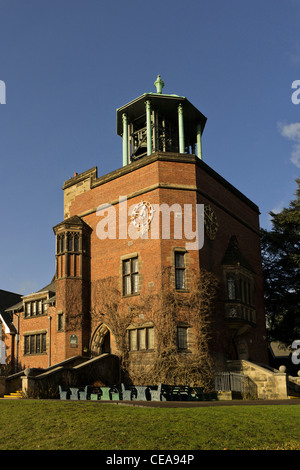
[0,390,23,400]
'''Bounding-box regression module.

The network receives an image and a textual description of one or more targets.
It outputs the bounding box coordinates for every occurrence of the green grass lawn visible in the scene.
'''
[0,400,299,450]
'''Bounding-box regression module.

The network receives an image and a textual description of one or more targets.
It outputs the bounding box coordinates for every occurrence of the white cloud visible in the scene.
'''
[278,122,300,140]
[270,201,285,215]
[278,122,300,168]
[11,279,40,295]
[288,42,300,65]
[264,201,285,228]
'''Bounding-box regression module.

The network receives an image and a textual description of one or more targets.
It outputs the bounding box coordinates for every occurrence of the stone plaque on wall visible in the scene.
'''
[70,334,78,348]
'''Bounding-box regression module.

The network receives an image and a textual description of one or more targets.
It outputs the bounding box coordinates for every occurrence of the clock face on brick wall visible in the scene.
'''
[131,200,154,235]
[204,205,219,240]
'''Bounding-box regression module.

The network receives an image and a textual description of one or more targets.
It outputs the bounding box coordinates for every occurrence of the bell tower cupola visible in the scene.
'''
[117,75,207,166]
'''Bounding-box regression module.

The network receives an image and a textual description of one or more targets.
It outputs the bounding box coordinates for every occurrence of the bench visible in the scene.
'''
[89,386,120,400]
[59,384,122,401]
[100,387,111,400]
[121,383,136,400]
[169,385,191,401]
[58,385,70,400]
[149,384,170,401]
[189,387,204,401]
[70,387,80,400]
[133,386,149,401]
[78,386,89,400]
[110,386,120,400]
[89,387,102,400]
[60,383,216,402]
[189,388,218,401]
[149,384,205,401]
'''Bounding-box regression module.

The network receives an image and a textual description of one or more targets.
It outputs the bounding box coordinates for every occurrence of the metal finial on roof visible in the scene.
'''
[154,75,164,94]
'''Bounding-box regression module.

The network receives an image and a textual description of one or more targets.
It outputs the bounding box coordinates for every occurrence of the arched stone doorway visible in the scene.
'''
[90,323,111,356]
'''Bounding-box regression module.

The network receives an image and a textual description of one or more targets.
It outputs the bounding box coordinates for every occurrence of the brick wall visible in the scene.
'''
[3,152,268,373]
[62,152,268,369]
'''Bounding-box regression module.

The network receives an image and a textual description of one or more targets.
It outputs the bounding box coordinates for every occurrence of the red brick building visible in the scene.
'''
[0,76,269,377]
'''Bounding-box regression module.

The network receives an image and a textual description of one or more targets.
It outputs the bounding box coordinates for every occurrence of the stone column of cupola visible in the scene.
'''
[122,113,129,167]
[178,103,185,153]
[118,74,206,163]
[145,100,152,156]
[197,123,203,160]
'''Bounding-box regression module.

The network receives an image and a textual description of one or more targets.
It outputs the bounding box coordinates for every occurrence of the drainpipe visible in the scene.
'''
[122,113,128,166]
[145,100,152,155]
[48,315,51,367]
[14,312,19,373]
[178,104,185,153]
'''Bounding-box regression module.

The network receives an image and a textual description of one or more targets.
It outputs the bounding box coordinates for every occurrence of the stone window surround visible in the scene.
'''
[120,252,141,297]
[23,330,47,355]
[57,312,64,332]
[127,322,154,352]
[223,266,255,308]
[169,247,191,292]
[24,297,49,319]
[176,321,191,352]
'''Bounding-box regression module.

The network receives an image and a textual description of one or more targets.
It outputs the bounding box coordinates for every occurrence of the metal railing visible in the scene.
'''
[215,372,258,399]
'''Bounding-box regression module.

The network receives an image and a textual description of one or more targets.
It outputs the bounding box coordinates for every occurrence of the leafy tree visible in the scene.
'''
[260,179,300,345]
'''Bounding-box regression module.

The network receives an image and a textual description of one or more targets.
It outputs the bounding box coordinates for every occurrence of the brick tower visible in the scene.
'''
[53,215,92,361]
[59,75,268,373]
[1,76,269,376]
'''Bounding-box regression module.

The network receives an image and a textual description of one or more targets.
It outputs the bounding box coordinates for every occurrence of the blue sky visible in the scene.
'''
[0,0,299,295]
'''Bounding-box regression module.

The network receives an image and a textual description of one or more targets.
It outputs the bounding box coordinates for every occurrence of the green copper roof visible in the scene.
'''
[117,91,206,139]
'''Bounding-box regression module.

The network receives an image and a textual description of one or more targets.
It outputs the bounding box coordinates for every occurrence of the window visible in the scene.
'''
[177,327,188,350]
[57,313,64,331]
[227,277,236,300]
[24,333,47,355]
[25,303,31,317]
[57,231,79,253]
[66,232,80,253]
[137,328,145,350]
[129,326,154,351]
[24,300,47,318]
[0,338,5,365]
[236,276,254,306]
[175,251,185,289]
[224,269,256,324]
[67,235,73,252]
[57,234,65,254]
[74,234,79,252]
[226,274,253,306]
[123,256,139,296]
[147,327,154,350]
[129,329,137,351]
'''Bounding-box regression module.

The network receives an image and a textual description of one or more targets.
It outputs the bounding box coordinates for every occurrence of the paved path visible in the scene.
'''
[113,398,300,408]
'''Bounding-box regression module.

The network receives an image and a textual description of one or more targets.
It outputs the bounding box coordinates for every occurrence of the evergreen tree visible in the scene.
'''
[260,179,300,345]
